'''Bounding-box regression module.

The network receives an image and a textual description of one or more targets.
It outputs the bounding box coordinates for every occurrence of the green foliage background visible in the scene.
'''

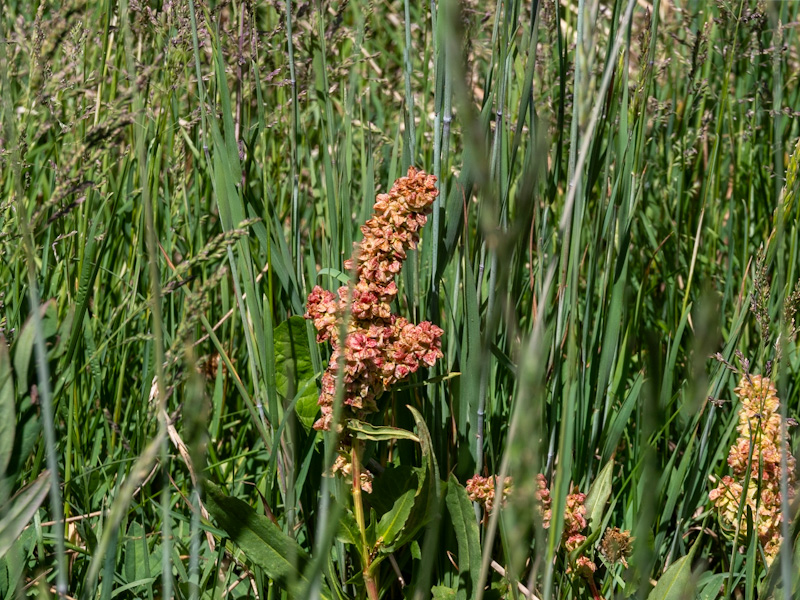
[1,0,800,597]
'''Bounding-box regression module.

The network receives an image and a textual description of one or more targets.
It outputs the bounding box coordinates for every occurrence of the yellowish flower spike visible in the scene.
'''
[709,374,797,564]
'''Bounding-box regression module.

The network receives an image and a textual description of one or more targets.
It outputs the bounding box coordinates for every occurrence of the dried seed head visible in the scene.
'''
[600,527,634,568]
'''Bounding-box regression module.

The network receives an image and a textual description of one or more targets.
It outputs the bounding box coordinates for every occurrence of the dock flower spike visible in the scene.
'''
[709,374,797,564]
[305,167,444,431]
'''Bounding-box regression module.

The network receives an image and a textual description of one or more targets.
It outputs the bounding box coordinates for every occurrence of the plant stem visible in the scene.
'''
[351,439,379,600]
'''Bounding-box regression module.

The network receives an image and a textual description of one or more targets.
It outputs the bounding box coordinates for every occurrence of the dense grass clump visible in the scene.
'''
[1,0,800,598]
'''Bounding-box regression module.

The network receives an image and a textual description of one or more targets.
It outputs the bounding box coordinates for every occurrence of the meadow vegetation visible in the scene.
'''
[1,0,800,598]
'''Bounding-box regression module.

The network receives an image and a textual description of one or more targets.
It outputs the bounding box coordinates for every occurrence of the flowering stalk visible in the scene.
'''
[350,439,378,600]
[537,474,604,596]
[306,167,444,433]
[306,168,445,597]
[709,374,797,564]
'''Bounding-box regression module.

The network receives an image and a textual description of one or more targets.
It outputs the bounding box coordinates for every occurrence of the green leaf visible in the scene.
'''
[336,511,360,548]
[0,471,50,560]
[0,339,14,476]
[407,405,440,485]
[696,573,727,600]
[369,465,416,515]
[12,317,36,390]
[13,301,58,389]
[431,586,458,600]
[204,482,330,599]
[316,268,351,284]
[584,460,614,533]
[274,316,319,429]
[375,488,416,552]
[410,540,421,560]
[123,521,161,584]
[0,527,33,597]
[647,540,701,600]
[5,395,40,480]
[445,476,481,600]
[347,420,420,443]
[375,406,439,552]
[0,557,7,596]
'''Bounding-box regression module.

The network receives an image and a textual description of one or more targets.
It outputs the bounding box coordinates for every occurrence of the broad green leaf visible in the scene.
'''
[336,511,360,548]
[0,339,14,476]
[375,406,439,552]
[0,527,33,597]
[0,471,50,560]
[647,540,701,600]
[274,316,319,429]
[348,420,420,443]
[369,465,416,515]
[0,557,7,596]
[12,317,36,390]
[584,460,614,533]
[204,482,330,599]
[375,488,416,552]
[696,573,727,600]
[445,476,481,600]
[431,586,457,600]
[124,521,161,583]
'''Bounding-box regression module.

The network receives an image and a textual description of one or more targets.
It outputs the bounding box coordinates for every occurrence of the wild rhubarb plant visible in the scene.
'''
[304,167,445,598]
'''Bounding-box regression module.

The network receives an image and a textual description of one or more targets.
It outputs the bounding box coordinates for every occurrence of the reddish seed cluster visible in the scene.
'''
[572,556,597,578]
[563,488,589,551]
[709,374,797,563]
[305,168,444,431]
[466,474,512,513]
[536,474,600,591]
[536,474,589,552]
[331,453,374,494]
[535,474,552,527]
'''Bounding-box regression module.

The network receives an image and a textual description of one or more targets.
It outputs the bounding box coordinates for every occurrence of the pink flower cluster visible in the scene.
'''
[305,168,444,431]
[709,374,797,563]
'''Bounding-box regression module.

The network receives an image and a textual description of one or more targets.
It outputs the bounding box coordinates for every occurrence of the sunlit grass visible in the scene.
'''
[1,0,799,598]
